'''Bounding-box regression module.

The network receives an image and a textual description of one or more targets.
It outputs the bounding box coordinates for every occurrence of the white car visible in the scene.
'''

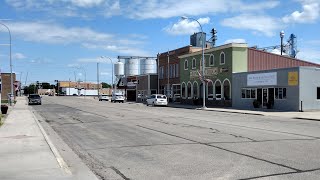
[111,92,125,103]
[146,94,168,106]
[98,95,110,101]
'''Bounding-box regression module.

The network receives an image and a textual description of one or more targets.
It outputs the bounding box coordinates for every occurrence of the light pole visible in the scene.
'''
[0,22,13,105]
[181,16,206,109]
[280,30,285,56]
[100,56,114,95]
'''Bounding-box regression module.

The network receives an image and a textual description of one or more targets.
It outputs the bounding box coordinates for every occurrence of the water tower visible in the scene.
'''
[140,58,157,74]
[125,58,139,76]
[114,61,124,88]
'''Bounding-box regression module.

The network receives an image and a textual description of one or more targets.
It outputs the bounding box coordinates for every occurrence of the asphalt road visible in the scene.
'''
[32,96,320,180]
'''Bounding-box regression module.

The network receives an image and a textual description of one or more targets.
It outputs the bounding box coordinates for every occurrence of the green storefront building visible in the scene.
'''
[178,43,248,106]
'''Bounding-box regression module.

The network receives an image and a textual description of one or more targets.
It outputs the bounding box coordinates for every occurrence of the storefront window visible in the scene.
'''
[251,89,256,99]
[275,88,286,99]
[241,88,257,99]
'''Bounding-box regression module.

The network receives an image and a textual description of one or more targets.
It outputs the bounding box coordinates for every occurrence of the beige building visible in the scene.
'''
[58,81,102,90]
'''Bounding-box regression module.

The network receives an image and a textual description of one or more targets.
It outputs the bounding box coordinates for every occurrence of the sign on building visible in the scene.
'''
[247,72,277,86]
[288,71,298,86]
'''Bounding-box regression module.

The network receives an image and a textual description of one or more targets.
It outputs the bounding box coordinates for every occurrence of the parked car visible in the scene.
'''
[111,92,125,103]
[146,94,168,106]
[99,95,110,101]
[28,94,42,105]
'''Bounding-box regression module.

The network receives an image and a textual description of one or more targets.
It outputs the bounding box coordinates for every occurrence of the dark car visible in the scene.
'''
[28,94,42,105]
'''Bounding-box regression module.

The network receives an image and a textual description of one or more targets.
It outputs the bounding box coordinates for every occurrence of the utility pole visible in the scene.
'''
[167,50,170,99]
[97,62,100,96]
[157,53,160,94]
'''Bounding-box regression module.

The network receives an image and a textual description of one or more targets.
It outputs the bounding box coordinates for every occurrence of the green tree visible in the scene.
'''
[101,82,111,88]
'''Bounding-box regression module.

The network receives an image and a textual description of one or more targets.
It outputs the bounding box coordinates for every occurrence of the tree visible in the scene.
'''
[101,82,111,88]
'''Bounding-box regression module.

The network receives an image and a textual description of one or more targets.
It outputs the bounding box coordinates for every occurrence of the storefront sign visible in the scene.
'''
[247,72,277,86]
[288,71,298,86]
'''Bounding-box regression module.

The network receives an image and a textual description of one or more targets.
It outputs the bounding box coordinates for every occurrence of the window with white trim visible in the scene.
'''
[184,60,188,70]
[209,55,214,66]
[220,52,225,65]
[275,88,287,99]
[192,58,196,69]
[241,88,256,99]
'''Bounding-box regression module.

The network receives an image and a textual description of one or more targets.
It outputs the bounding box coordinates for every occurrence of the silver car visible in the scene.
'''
[28,94,42,105]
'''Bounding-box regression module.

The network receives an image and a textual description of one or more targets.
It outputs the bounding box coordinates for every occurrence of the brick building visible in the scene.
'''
[1,73,16,101]
[158,45,202,101]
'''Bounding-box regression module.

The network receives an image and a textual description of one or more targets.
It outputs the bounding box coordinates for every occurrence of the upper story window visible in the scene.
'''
[209,54,214,66]
[184,59,188,70]
[220,52,225,65]
[192,58,196,69]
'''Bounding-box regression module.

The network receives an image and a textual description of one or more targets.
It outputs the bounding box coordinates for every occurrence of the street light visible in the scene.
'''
[0,22,13,106]
[100,56,114,95]
[280,30,285,55]
[181,16,206,109]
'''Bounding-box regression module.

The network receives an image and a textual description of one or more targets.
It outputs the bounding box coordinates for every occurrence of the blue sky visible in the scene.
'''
[0,0,319,85]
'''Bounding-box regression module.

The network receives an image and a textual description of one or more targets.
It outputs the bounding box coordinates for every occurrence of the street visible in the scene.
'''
[32,96,320,180]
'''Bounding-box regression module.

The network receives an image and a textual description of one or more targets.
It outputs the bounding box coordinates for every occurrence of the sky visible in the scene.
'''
[0,0,319,85]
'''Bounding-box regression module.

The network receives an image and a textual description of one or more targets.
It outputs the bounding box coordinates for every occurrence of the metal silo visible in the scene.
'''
[140,58,157,74]
[125,58,139,76]
[114,61,124,78]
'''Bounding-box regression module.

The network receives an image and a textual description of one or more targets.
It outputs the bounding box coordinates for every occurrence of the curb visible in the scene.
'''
[293,117,320,121]
[31,110,72,174]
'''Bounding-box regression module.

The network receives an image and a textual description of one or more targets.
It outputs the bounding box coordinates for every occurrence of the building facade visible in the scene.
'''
[232,66,320,111]
[1,73,16,101]
[178,43,248,106]
[158,46,202,101]
[136,74,158,103]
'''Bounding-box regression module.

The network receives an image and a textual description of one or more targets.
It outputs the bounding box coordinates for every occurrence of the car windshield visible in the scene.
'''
[29,95,40,98]
[157,95,166,99]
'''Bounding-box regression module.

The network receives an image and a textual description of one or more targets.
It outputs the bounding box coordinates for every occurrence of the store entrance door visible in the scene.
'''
[262,88,268,108]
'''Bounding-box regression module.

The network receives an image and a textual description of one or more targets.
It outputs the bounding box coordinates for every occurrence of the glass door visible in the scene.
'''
[262,88,268,108]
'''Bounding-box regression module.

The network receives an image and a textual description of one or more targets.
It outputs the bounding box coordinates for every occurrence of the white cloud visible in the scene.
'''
[297,48,320,64]
[6,0,279,19]
[221,14,283,37]
[283,0,320,23]
[224,39,246,44]
[164,17,210,35]
[77,57,117,63]
[126,0,279,19]
[13,53,26,59]
[69,0,105,8]
[3,21,148,55]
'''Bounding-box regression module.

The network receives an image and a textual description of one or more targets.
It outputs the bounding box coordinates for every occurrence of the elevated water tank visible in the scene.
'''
[114,61,124,77]
[125,58,139,76]
[140,58,157,74]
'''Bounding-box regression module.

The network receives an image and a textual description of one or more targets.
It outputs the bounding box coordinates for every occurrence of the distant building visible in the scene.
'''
[1,73,16,101]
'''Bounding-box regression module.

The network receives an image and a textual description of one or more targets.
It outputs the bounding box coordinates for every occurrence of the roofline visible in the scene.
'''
[178,43,248,59]
[248,47,320,66]
[158,45,202,57]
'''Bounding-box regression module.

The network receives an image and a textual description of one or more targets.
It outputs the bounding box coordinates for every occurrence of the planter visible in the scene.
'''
[1,105,8,114]
[253,100,261,108]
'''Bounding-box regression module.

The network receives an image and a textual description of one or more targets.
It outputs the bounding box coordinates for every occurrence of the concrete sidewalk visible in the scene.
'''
[168,103,320,121]
[0,97,98,180]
